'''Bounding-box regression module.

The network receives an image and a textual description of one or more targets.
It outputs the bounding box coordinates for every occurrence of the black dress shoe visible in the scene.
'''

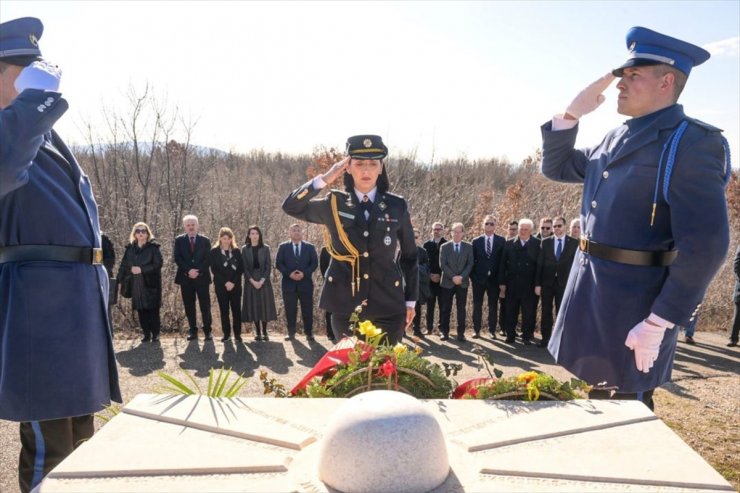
[152,336,160,343]
[204,334,213,341]
[505,337,515,344]
[306,335,315,342]
[440,334,449,341]
[522,338,532,346]
[141,336,151,343]
[726,341,737,347]
[255,334,263,341]
[413,332,425,339]
[489,332,497,340]
[284,335,294,341]
[221,336,231,342]
[235,336,243,342]
[685,336,696,345]
[457,336,467,343]
[472,333,481,339]
[186,334,197,341]
[263,334,270,341]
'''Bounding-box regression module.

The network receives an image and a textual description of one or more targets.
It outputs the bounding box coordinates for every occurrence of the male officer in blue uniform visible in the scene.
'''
[0,18,121,491]
[282,135,418,344]
[541,27,731,409]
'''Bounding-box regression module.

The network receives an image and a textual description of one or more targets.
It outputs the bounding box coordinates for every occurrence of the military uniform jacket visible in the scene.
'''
[0,90,122,421]
[541,104,730,393]
[282,182,418,319]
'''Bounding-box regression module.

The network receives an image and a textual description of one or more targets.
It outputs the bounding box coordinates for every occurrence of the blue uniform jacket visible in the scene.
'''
[541,104,729,393]
[0,89,122,421]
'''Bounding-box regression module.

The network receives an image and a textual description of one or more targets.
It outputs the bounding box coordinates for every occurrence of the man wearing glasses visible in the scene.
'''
[422,222,447,335]
[536,217,554,240]
[535,216,578,347]
[471,216,505,339]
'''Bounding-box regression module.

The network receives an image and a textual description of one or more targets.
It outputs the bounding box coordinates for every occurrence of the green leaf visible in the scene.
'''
[156,372,195,395]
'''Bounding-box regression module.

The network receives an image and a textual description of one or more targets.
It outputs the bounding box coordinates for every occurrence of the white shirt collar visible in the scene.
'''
[554,233,566,241]
[354,187,378,204]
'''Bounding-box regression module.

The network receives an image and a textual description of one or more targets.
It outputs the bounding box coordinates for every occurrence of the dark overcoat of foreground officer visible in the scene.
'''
[283,135,418,344]
[541,26,731,409]
[0,17,121,491]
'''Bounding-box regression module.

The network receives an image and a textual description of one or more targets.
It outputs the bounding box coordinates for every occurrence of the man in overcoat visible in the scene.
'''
[174,215,213,341]
[541,27,731,408]
[0,17,121,491]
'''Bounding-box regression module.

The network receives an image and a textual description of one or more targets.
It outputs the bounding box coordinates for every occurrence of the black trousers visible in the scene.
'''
[324,310,334,339]
[539,283,565,343]
[589,389,655,411]
[19,415,94,492]
[137,308,160,338]
[180,282,212,335]
[504,292,538,340]
[440,285,468,338]
[331,311,406,345]
[472,280,499,335]
[283,289,314,336]
[413,302,424,334]
[425,281,443,333]
[215,283,242,338]
[730,301,740,343]
[498,296,506,333]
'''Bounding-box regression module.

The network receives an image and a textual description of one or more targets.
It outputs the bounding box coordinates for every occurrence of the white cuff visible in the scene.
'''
[552,115,579,131]
[647,312,674,329]
[406,301,416,309]
[312,176,327,189]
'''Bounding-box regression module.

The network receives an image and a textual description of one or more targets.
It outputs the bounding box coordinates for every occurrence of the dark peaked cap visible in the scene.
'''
[0,17,44,60]
[612,26,710,77]
[346,135,388,160]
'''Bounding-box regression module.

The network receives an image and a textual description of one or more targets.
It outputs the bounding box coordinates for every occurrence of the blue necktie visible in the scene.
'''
[455,244,459,254]
[294,244,300,258]
[556,238,562,261]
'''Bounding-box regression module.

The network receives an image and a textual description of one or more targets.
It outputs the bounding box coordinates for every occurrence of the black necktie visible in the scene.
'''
[361,195,372,219]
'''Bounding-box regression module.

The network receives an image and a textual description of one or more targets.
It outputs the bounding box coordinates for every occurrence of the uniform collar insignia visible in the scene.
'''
[378,201,387,211]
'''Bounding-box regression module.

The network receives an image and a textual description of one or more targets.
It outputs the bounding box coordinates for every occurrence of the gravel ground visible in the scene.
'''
[1,328,737,492]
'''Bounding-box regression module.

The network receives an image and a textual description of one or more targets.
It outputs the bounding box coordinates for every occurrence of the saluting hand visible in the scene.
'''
[321,157,351,185]
[564,72,616,120]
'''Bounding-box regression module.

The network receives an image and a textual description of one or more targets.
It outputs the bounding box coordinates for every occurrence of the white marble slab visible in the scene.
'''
[34,394,734,493]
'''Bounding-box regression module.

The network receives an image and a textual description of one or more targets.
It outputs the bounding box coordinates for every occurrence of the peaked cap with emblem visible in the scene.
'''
[0,17,44,62]
[612,26,710,77]
[346,134,388,160]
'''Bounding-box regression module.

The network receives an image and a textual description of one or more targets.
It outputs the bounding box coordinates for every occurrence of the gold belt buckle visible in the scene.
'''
[579,236,589,253]
[92,248,103,265]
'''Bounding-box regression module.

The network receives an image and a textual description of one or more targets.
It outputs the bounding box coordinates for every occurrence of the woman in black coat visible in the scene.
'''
[209,227,244,342]
[117,222,163,342]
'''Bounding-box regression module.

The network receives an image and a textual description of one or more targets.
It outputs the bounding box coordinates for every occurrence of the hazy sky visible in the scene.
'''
[3,1,739,165]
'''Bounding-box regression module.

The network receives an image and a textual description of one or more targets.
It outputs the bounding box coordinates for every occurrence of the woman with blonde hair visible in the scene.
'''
[117,222,163,342]
[241,225,277,341]
[209,227,244,342]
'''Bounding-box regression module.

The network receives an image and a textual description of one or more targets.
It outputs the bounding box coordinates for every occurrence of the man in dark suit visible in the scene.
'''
[276,224,318,341]
[319,246,335,342]
[174,215,212,341]
[729,246,740,347]
[499,218,541,344]
[535,216,578,347]
[499,220,519,335]
[471,215,505,339]
[423,222,446,335]
[412,228,431,338]
[439,222,474,341]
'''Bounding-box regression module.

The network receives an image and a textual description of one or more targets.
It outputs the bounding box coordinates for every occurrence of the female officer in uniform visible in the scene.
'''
[282,135,418,344]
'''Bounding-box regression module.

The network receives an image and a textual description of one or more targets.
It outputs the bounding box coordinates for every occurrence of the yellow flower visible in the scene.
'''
[414,347,423,355]
[393,343,407,355]
[358,320,382,337]
[517,371,538,384]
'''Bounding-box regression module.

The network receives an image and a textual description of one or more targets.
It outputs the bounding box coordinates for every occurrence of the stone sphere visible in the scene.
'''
[317,390,449,493]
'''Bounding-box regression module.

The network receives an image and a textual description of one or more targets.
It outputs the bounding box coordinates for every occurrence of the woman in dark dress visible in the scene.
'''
[241,225,277,341]
[209,227,244,342]
[117,222,163,342]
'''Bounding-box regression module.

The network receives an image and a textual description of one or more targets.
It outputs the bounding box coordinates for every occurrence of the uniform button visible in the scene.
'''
[394,281,400,287]
[602,171,609,179]
[591,200,597,208]
[363,252,369,258]
[363,231,369,237]
[328,276,333,282]
[363,273,369,280]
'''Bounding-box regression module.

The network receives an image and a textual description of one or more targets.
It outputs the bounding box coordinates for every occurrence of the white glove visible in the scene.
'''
[624,319,667,373]
[564,73,615,119]
[14,60,62,93]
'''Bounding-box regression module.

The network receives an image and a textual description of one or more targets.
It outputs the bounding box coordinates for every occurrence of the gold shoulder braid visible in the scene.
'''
[324,193,361,296]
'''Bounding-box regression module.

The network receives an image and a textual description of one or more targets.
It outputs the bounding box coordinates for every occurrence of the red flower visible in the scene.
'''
[467,387,479,398]
[377,359,396,378]
[359,343,374,362]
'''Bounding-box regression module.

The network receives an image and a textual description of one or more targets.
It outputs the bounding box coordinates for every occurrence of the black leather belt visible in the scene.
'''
[0,245,103,265]
[579,237,677,267]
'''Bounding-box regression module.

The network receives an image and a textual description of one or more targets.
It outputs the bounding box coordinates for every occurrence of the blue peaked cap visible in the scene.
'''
[612,26,710,77]
[0,17,44,60]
